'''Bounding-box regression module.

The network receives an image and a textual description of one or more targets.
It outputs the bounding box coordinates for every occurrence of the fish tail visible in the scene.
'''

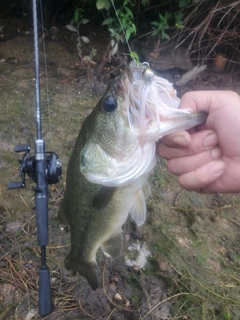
[65,254,100,290]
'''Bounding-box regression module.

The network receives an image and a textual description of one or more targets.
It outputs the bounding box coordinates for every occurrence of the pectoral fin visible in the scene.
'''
[92,186,117,209]
[130,182,151,226]
[101,232,123,258]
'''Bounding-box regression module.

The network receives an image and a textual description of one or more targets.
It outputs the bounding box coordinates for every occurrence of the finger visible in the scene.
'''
[179,91,240,157]
[178,160,225,192]
[160,130,191,147]
[178,90,239,114]
[158,130,218,159]
[167,147,222,175]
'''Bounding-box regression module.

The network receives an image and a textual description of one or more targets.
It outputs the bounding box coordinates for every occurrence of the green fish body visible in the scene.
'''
[59,63,207,289]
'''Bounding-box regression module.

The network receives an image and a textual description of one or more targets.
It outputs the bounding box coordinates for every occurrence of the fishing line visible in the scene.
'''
[39,0,53,151]
[110,0,132,54]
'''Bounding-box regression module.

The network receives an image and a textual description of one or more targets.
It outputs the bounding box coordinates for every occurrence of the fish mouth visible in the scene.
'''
[122,62,181,141]
[122,62,205,141]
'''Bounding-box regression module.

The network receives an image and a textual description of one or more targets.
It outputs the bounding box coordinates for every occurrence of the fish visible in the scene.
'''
[58,61,207,290]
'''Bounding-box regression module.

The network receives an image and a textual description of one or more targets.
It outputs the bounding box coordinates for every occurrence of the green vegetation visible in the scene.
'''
[66,8,96,65]
[66,0,193,69]
[102,0,136,42]
[147,219,240,319]
[63,0,240,71]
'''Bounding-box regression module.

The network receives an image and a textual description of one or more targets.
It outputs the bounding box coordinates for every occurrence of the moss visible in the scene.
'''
[130,293,141,306]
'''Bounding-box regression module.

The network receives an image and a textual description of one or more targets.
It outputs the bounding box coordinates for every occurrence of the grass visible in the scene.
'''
[171,0,240,67]
[147,218,240,319]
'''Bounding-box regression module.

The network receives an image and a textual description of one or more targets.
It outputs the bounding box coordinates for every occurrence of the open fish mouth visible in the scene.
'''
[122,61,191,141]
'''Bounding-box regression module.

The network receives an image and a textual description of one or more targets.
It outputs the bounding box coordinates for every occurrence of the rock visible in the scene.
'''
[226,250,234,261]
[157,259,169,272]
[114,293,122,301]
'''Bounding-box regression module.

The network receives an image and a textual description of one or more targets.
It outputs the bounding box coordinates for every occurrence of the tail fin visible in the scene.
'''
[65,254,100,290]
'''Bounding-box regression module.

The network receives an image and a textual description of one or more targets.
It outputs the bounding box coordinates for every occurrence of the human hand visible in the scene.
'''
[157,91,240,193]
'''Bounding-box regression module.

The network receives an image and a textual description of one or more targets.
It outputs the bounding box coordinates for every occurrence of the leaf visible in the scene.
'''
[132,24,136,34]
[126,29,130,41]
[124,7,133,18]
[115,34,122,42]
[159,13,164,20]
[151,21,160,27]
[110,42,118,56]
[176,22,184,29]
[66,24,77,32]
[96,0,110,10]
[81,36,90,43]
[108,28,115,37]
[130,51,140,65]
[165,11,172,20]
[162,29,169,40]
[74,8,79,23]
[81,18,90,25]
[151,30,159,36]
[102,17,115,25]
[111,39,117,47]
[179,0,189,8]
[175,11,183,23]
[108,28,121,40]
[108,28,115,35]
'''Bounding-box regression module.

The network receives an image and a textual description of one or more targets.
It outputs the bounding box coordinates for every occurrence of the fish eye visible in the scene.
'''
[102,95,117,113]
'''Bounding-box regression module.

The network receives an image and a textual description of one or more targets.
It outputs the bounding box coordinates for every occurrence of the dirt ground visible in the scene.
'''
[1,20,240,320]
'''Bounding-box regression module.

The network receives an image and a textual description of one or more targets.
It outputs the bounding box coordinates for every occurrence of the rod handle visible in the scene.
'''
[38,268,52,316]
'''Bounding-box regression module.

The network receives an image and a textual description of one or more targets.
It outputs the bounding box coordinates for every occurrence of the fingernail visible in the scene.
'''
[211,147,222,159]
[203,132,218,147]
[209,161,225,174]
[172,135,188,147]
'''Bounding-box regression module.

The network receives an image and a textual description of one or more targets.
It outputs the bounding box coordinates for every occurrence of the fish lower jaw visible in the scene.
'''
[81,143,157,187]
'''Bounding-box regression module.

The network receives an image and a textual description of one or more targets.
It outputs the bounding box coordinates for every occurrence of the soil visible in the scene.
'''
[1,19,240,320]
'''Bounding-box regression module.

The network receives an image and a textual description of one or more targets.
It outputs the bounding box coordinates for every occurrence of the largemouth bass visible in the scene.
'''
[58,62,207,290]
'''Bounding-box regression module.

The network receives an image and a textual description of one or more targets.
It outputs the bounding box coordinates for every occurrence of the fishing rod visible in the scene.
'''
[8,0,62,316]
